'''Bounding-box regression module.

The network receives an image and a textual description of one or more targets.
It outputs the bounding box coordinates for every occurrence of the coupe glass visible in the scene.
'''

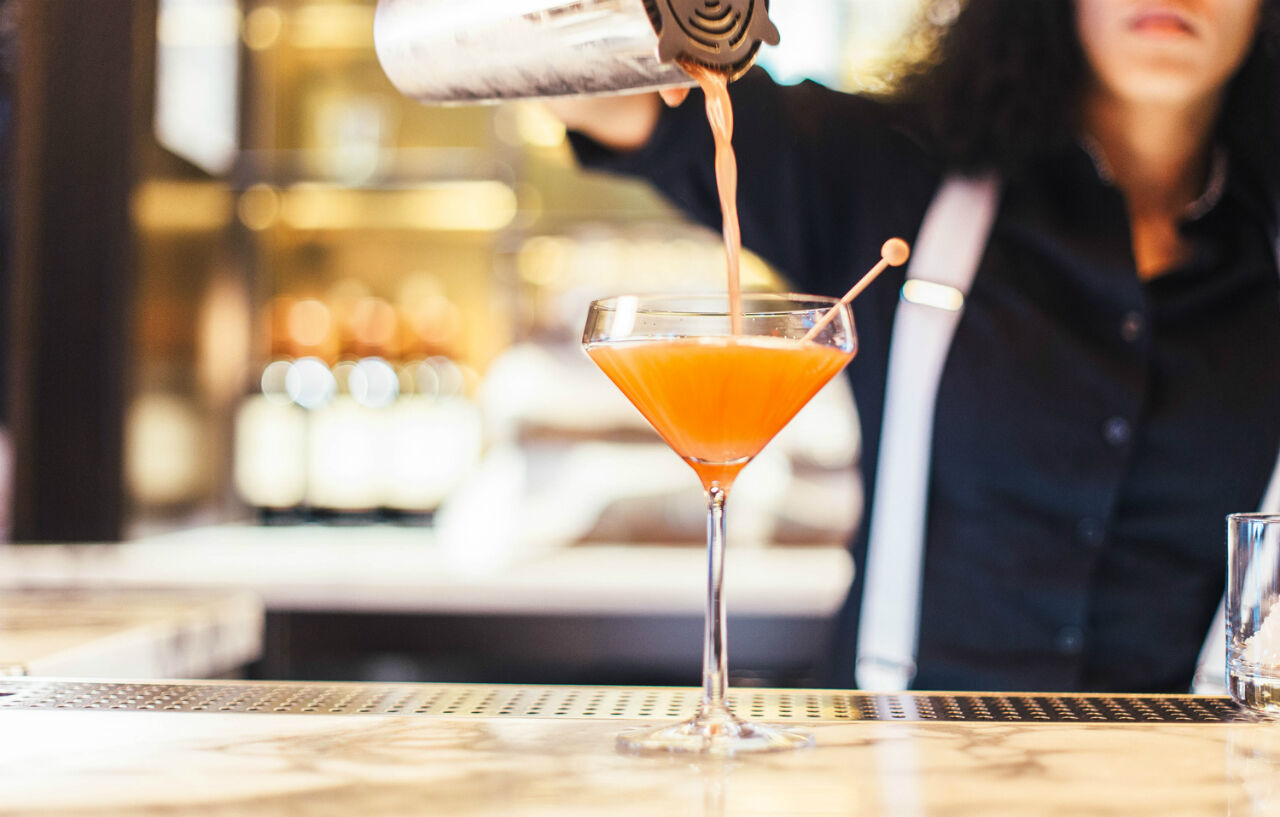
[583,293,857,755]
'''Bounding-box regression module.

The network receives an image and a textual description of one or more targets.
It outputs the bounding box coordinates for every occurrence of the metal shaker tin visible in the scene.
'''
[374,0,778,104]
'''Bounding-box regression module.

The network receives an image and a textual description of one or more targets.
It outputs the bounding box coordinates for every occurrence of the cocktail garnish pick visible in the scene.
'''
[803,238,910,342]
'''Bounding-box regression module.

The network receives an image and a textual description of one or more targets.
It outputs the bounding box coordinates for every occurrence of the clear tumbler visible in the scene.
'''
[1228,513,1280,713]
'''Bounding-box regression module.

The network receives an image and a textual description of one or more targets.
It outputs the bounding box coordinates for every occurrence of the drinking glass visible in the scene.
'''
[583,293,857,755]
[1229,513,1280,714]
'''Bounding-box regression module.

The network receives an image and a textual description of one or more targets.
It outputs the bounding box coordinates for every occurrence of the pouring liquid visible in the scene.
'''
[680,61,743,335]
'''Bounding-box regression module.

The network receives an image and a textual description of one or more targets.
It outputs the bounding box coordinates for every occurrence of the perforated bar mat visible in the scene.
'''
[0,680,1256,723]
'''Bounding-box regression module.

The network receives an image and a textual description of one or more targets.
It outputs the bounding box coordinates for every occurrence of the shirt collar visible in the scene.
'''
[1183,148,1228,221]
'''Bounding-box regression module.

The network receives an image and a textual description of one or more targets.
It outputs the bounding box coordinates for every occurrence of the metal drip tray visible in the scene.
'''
[0,679,1256,723]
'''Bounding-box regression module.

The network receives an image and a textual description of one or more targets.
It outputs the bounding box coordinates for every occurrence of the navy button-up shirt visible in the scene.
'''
[571,71,1280,692]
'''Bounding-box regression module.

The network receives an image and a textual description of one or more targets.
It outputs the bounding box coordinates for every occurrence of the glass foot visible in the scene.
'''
[616,709,813,756]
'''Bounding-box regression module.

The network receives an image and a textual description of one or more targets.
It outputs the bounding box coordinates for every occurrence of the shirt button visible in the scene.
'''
[1076,517,1105,549]
[1121,312,1143,343]
[1055,626,1085,656]
[1102,417,1131,448]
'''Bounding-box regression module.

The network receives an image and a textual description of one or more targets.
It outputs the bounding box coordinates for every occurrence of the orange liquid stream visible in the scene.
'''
[681,62,743,334]
[587,336,854,491]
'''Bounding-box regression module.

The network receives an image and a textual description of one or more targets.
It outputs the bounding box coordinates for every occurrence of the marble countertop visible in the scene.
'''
[0,526,852,617]
[0,590,263,678]
[0,679,1277,816]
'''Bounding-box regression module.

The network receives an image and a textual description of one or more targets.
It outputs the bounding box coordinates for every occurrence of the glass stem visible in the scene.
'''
[702,484,730,715]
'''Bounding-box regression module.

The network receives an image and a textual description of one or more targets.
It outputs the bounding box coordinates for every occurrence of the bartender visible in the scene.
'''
[547,0,1280,693]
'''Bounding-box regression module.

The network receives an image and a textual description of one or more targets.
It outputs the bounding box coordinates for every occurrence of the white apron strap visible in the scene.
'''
[855,173,1001,690]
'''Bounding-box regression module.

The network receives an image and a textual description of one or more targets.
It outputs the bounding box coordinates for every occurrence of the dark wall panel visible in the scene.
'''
[9,0,153,541]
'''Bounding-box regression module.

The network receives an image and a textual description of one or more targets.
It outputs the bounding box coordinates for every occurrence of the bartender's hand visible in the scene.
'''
[541,88,689,152]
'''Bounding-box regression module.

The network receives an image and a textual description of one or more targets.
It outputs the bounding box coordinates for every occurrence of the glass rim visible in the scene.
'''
[587,292,845,318]
[1228,513,1280,522]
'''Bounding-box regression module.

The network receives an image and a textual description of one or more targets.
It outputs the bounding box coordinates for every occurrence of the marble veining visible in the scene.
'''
[1,693,1279,815]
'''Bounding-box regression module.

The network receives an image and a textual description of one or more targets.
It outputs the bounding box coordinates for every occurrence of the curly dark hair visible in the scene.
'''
[892,0,1280,184]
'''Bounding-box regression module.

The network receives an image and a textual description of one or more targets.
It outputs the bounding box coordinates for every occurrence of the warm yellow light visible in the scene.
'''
[243,6,283,50]
[132,181,233,232]
[396,271,445,306]
[287,299,333,348]
[238,184,281,231]
[349,297,399,349]
[289,4,374,50]
[403,294,461,346]
[740,251,778,289]
[281,182,518,232]
[517,235,572,287]
[196,275,252,405]
[400,182,519,231]
[125,393,209,506]
[517,104,568,148]
[282,184,351,231]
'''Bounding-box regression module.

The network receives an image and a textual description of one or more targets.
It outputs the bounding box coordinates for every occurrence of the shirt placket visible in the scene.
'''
[1064,286,1151,681]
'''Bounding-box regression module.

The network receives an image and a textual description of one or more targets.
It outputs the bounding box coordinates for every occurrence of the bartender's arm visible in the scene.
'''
[542,74,930,291]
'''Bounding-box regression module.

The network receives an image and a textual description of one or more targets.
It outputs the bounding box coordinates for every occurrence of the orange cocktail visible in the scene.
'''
[583,293,856,756]
[586,335,853,490]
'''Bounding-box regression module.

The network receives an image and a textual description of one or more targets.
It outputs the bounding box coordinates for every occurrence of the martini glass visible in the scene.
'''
[583,292,857,755]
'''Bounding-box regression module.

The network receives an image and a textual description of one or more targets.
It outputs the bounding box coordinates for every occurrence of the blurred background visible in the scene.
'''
[1,0,930,685]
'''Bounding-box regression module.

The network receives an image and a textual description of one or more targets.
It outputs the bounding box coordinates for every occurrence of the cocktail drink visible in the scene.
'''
[583,292,857,755]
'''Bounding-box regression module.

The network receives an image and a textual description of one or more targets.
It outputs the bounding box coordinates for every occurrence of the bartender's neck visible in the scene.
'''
[1081,86,1220,219]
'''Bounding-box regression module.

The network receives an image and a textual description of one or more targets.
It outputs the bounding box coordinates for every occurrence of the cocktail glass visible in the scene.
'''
[583,292,857,755]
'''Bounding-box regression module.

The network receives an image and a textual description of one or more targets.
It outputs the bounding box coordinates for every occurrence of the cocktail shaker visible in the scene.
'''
[373,0,780,104]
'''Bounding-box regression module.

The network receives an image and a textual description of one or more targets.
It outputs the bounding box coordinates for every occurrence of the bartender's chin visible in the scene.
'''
[1107,54,1219,107]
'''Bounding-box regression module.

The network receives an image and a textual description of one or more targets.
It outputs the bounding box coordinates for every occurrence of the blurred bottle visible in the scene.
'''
[233,357,326,522]
[232,281,488,526]
[382,356,484,519]
[232,295,338,521]
[305,357,390,520]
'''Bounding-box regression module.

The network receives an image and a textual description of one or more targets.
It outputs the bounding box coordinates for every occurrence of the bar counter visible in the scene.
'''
[0,526,851,616]
[0,528,852,681]
[0,589,263,678]
[2,678,1278,816]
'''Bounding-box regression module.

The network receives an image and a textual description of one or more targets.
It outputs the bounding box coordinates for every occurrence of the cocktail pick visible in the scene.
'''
[803,238,911,342]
